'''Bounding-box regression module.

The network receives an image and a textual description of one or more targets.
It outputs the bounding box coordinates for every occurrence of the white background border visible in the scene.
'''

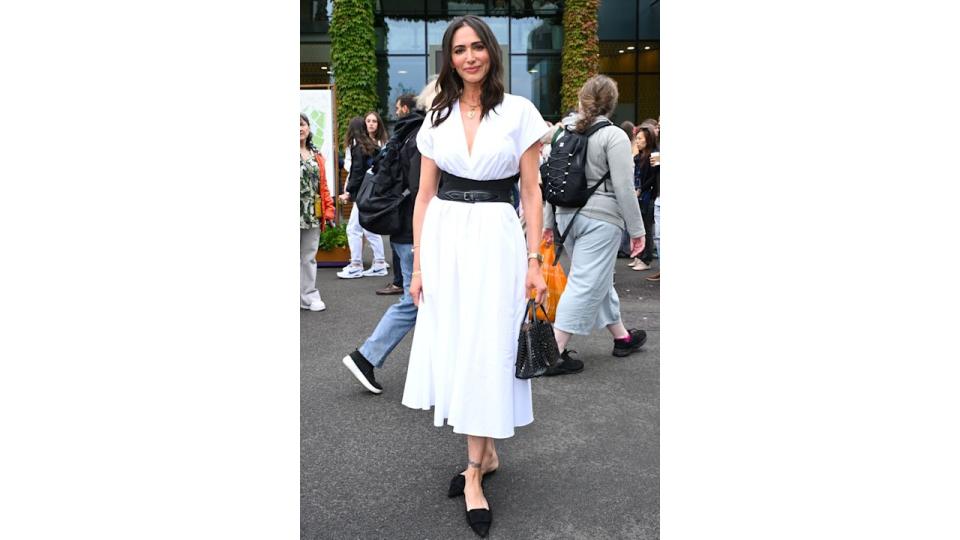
[2,1,959,538]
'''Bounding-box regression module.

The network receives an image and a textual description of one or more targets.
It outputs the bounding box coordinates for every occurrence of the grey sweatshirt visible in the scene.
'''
[543,114,645,238]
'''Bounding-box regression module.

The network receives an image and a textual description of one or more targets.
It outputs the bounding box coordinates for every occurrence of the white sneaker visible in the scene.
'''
[301,299,326,311]
[631,260,651,271]
[337,265,364,279]
[362,263,389,277]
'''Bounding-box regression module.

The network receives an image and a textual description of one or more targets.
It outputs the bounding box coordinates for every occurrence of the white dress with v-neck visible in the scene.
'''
[401,94,549,439]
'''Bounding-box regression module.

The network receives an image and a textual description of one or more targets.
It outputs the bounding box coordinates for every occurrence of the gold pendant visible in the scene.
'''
[467,110,476,119]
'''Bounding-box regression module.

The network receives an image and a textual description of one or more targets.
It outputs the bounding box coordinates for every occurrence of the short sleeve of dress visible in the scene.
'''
[514,97,549,156]
[416,121,434,160]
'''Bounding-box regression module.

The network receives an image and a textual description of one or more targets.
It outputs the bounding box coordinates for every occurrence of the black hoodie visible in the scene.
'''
[389,109,425,244]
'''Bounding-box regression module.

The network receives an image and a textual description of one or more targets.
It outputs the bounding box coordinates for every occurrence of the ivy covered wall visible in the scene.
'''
[561,0,601,114]
[330,0,378,146]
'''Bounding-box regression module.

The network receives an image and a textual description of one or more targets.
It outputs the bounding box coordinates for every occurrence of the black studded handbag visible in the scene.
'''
[515,300,561,379]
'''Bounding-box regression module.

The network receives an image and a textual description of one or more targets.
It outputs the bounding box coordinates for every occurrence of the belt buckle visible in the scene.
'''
[462,191,475,203]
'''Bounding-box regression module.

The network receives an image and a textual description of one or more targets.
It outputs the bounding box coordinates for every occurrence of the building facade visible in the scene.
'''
[301,0,658,124]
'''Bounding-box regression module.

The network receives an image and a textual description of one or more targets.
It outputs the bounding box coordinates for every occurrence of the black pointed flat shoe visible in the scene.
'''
[465,507,492,538]
[447,469,497,498]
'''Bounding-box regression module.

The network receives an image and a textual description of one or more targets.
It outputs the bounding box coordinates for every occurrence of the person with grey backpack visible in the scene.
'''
[541,75,648,375]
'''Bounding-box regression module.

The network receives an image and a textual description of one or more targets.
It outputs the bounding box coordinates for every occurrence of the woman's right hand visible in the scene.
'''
[410,273,423,307]
[338,193,350,202]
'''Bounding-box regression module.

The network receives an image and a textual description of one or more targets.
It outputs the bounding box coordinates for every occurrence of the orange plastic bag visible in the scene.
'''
[529,239,567,322]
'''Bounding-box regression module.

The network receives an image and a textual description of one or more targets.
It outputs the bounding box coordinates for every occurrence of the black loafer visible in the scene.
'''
[447,469,496,498]
[466,507,492,538]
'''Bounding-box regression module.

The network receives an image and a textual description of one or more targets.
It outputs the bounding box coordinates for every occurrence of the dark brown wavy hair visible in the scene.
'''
[429,15,505,128]
[345,116,379,156]
[575,75,619,133]
[363,110,389,146]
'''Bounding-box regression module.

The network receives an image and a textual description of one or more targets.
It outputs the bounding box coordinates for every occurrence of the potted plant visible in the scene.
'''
[315,223,350,267]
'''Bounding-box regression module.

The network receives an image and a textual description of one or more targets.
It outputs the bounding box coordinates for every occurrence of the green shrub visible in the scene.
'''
[318,223,349,251]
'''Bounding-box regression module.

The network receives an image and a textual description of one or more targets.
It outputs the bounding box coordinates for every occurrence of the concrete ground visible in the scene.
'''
[301,242,659,540]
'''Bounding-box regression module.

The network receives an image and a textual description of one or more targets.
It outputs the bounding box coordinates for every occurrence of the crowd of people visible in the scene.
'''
[300,15,659,538]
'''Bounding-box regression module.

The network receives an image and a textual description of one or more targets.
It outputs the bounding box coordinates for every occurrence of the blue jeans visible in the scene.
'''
[358,242,417,367]
[653,197,660,266]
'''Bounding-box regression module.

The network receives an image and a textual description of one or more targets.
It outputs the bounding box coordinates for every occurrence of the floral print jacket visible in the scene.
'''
[301,151,335,229]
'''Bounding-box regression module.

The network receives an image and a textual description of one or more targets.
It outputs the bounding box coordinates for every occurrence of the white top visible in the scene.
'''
[416,93,550,181]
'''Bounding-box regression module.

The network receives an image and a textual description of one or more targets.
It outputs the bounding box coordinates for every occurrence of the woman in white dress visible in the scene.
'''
[400,15,549,538]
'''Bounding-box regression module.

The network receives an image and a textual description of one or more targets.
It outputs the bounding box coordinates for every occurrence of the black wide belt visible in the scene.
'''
[437,171,518,204]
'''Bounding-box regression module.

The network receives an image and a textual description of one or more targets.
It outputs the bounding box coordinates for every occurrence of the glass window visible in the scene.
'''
[608,74,636,125]
[300,63,331,86]
[375,17,426,54]
[510,55,561,121]
[636,74,659,125]
[510,16,562,54]
[427,0,509,15]
[639,0,660,40]
[599,41,638,74]
[302,0,331,33]
[637,42,659,74]
[375,0,425,16]
[510,0,561,16]
[377,56,428,120]
[598,0,637,41]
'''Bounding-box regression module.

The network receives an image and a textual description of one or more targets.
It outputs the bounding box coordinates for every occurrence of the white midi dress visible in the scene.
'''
[401,94,549,439]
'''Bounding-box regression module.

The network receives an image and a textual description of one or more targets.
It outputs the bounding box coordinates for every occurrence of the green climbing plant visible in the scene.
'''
[331,0,378,146]
[561,0,601,115]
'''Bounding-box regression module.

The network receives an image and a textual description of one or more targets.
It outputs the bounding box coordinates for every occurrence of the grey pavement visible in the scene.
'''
[302,242,659,540]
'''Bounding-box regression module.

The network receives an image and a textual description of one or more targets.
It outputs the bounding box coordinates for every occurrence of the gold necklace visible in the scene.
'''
[462,99,481,119]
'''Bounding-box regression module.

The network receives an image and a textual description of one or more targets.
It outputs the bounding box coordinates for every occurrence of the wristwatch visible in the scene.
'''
[527,252,543,263]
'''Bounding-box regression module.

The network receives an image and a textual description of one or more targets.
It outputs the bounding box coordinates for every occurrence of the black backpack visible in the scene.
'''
[540,119,614,207]
[355,120,420,235]
[539,119,615,259]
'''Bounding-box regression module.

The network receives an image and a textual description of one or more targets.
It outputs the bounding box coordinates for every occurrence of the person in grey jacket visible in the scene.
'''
[542,74,647,375]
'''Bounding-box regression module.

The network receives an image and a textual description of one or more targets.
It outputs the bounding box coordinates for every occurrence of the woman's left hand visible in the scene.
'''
[527,265,547,305]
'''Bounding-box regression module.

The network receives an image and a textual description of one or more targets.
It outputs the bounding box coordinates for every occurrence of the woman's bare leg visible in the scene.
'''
[606,321,629,339]
[464,435,489,510]
[554,327,572,352]
[484,438,499,472]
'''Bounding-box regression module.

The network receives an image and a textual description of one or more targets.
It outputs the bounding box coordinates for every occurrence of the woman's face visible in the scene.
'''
[636,132,647,151]
[300,118,309,142]
[451,25,490,86]
[365,114,378,135]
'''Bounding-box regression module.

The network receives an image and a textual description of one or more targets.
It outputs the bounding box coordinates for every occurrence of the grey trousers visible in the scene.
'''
[300,227,322,307]
[553,213,623,335]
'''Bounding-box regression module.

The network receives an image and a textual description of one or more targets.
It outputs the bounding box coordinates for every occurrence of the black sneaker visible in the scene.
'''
[612,328,647,357]
[545,350,585,376]
[341,350,383,394]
